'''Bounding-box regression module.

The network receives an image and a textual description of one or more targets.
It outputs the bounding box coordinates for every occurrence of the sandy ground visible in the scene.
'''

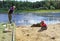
[16,24,60,41]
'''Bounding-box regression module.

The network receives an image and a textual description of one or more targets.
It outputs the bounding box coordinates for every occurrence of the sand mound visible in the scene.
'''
[16,24,60,41]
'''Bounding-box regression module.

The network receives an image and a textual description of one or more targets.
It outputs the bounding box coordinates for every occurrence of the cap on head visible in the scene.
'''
[41,21,44,23]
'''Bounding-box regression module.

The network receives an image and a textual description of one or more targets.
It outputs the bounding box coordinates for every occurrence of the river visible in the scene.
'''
[0,12,60,26]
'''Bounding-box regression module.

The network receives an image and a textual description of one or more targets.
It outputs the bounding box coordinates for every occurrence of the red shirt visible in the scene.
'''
[40,21,47,27]
[41,23,47,27]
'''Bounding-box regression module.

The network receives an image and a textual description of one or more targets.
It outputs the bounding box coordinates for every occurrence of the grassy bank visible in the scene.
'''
[0,9,60,13]
[17,9,60,13]
[9,9,60,13]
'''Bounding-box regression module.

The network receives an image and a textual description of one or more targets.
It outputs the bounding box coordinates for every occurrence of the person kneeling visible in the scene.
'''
[38,21,47,32]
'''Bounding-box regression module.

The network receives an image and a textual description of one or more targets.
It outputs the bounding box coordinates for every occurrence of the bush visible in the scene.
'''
[50,6,55,10]
[39,7,48,10]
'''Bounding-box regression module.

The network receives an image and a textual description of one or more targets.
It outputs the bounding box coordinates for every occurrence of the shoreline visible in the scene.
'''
[16,23,60,27]
[0,9,60,14]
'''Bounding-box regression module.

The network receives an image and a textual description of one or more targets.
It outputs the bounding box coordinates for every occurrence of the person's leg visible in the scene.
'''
[38,27,44,32]
[8,14,12,23]
[41,26,47,30]
[38,27,47,32]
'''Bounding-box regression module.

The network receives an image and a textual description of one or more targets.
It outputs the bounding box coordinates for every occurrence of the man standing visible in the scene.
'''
[8,6,16,23]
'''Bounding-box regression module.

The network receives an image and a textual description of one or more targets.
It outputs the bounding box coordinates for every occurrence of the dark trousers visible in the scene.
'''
[8,14,12,23]
[38,26,47,32]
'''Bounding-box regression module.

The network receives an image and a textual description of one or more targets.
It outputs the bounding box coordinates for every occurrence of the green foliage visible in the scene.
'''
[50,6,55,9]
[0,1,60,11]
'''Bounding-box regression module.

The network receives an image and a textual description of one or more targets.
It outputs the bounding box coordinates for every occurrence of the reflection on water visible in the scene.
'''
[0,13,60,26]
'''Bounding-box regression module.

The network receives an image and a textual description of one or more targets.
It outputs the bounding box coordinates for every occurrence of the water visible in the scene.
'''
[0,12,60,26]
